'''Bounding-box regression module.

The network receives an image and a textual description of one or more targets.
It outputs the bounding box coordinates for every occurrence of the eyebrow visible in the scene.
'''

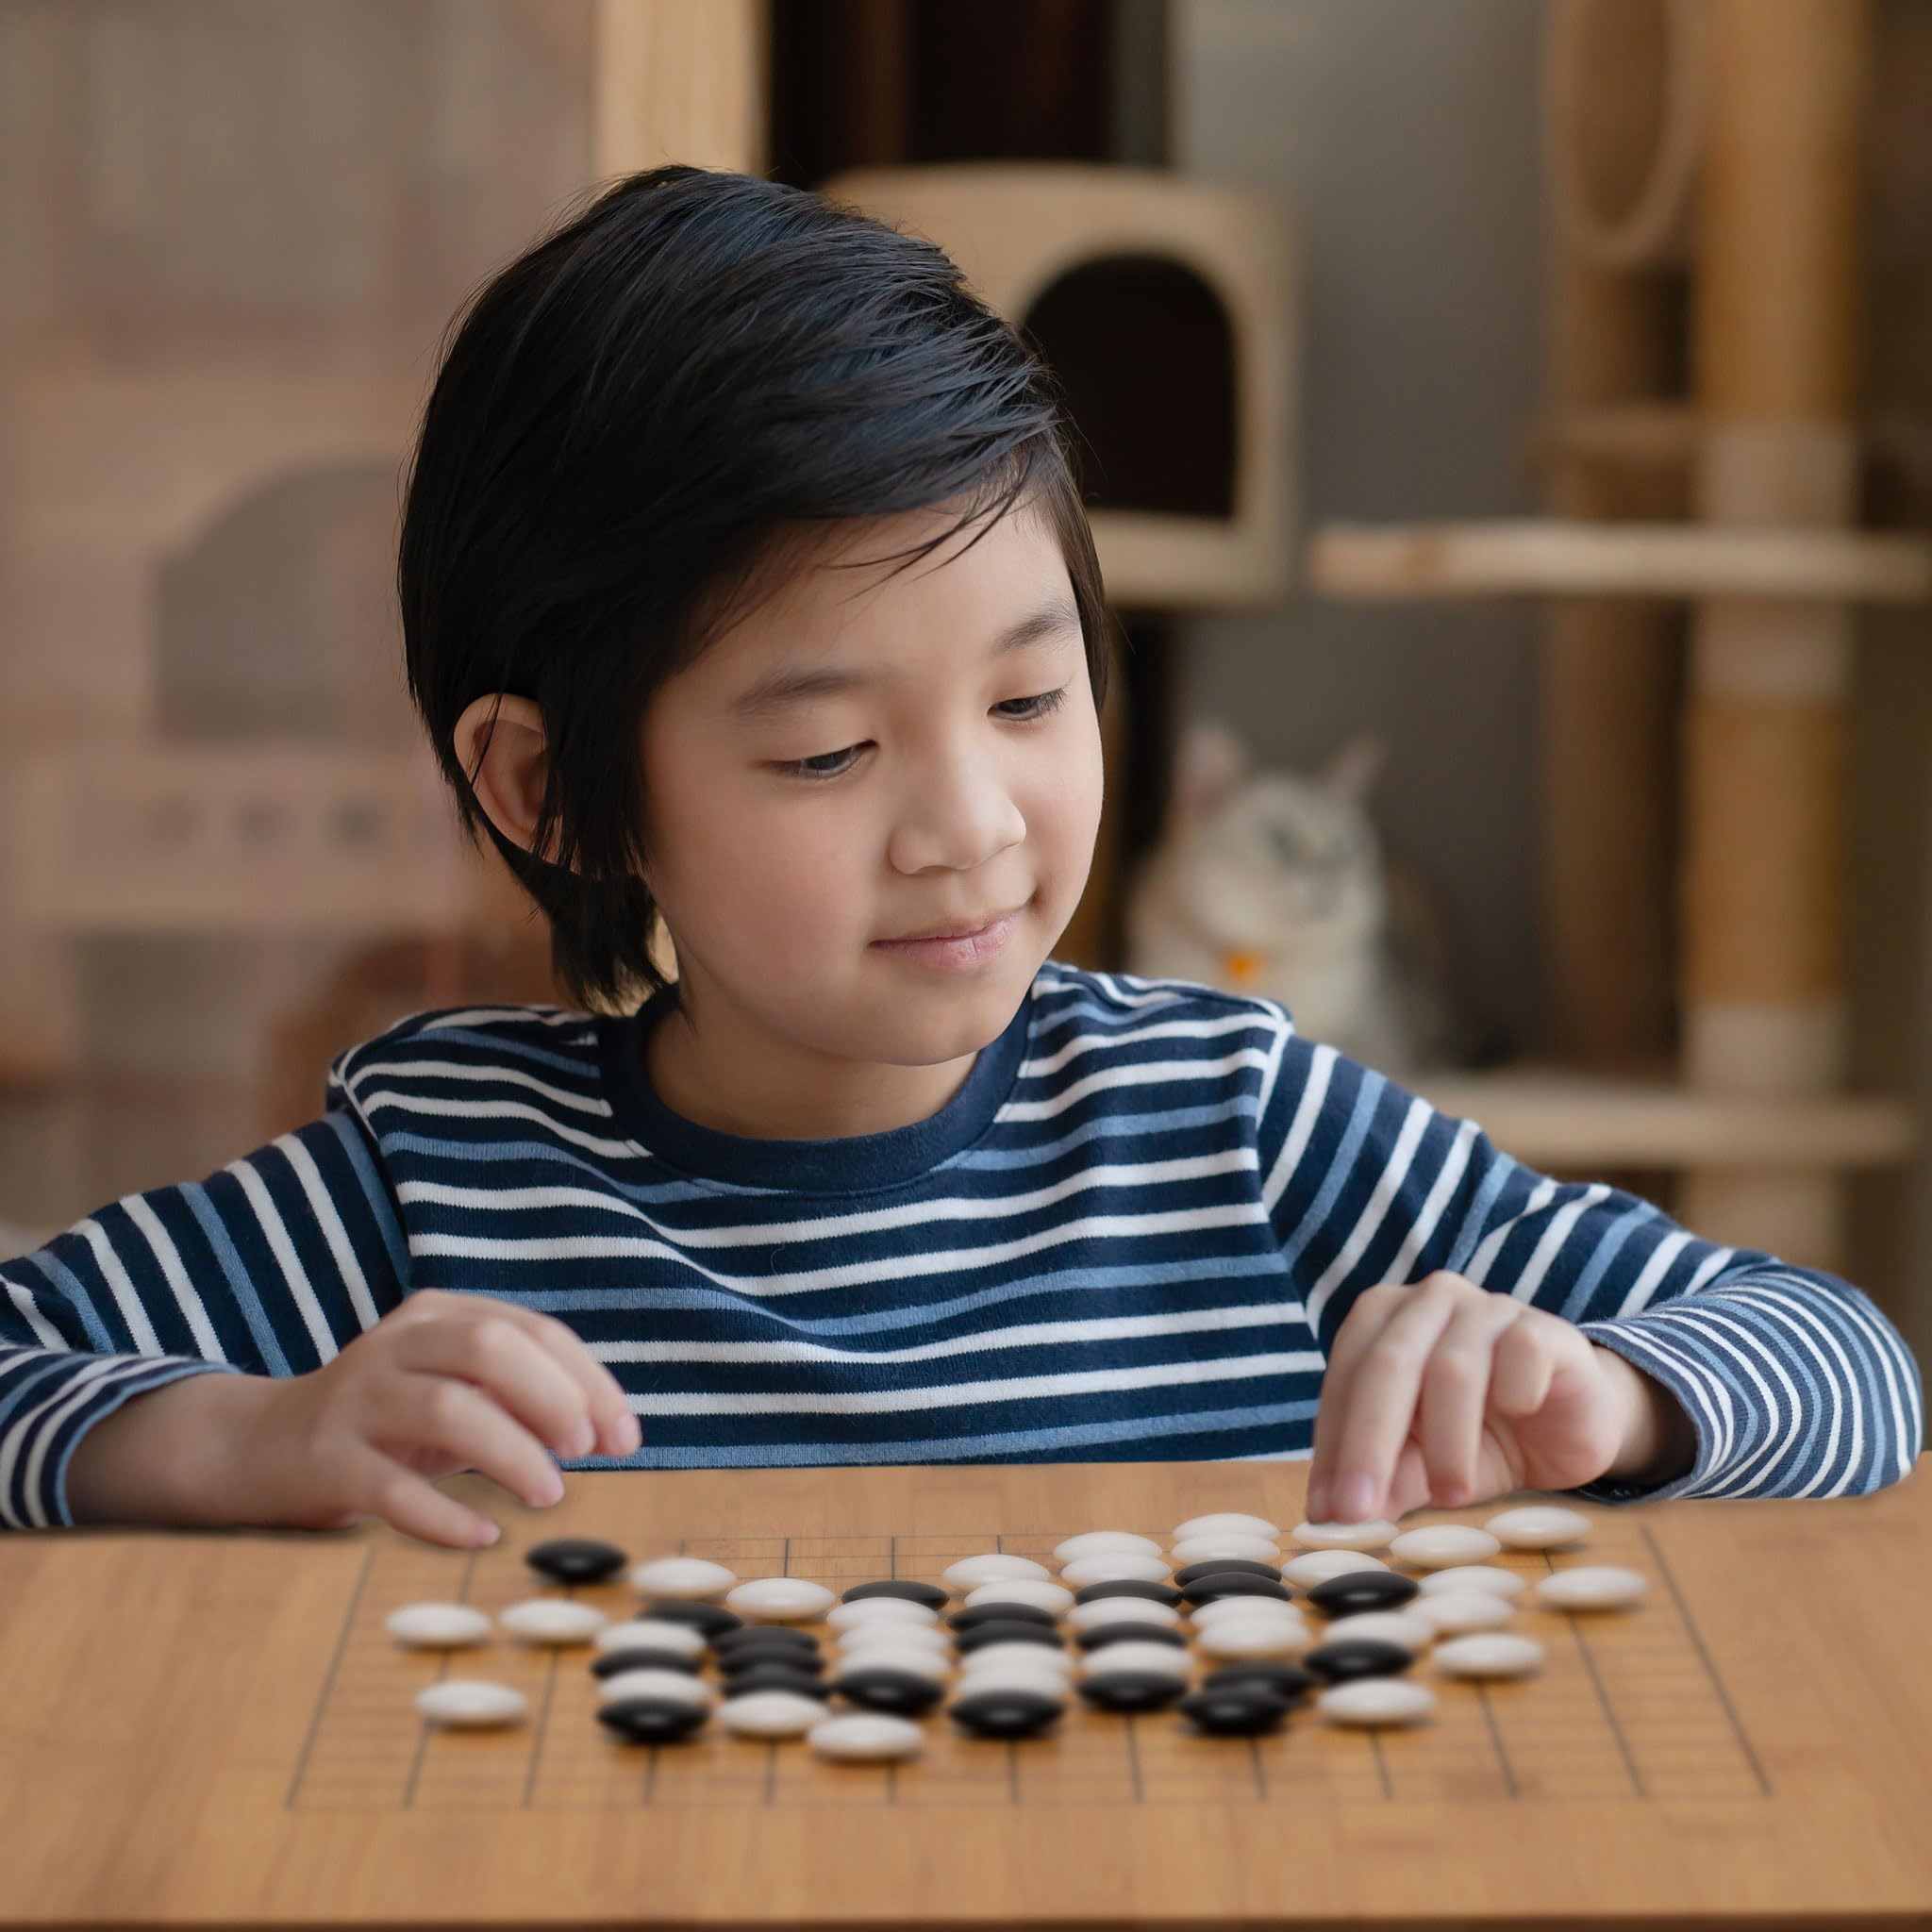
[727,594,1082,722]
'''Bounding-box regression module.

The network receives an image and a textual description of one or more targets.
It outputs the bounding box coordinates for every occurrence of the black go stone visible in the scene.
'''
[590,1648,701,1679]
[841,1579,948,1610]
[947,1602,1058,1632]
[719,1664,830,1701]
[951,1690,1063,1740]
[832,1668,946,1717]
[720,1645,825,1678]
[1180,1572,1294,1607]
[596,1696,708,1744]
[641,1601,742,1638]
[1173,1557,1282,1588]
[1178,1688,1292,1737]
[955,1619,1064,1653]
[1306,1572,1420,1618]
[1204,1661,1318,1702]
[1071,1578,1183,1608]
[1077,1672,1189,1715]
[1304,1637,1415,1684]
[712,1624,819,1656]
[524,1537,629,1586]
[1074,1622,1188,1652]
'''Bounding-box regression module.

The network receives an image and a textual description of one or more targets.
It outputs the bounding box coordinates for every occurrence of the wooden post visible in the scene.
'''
[1677,0,1870,1268]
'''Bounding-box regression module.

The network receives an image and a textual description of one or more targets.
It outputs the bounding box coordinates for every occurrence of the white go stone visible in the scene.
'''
[1052,1530,1163,1562]
[1174,1512,1278,1541]
[1290,1519,1399,1553]
[826,1598,940,1632]
[498,1598,609,1645]
[1388,1524,1503,1570]
[840,1645,950,1682]
[958,1655,1072,1693]
[1324,1609,1432,1653]
[1170,1534,1282,1567]
[1282,1550,1391,1590]
[1067,1597,1183,1633]
[1483,1505,1591,1550]
[1058,1553,1172,1589]
[626,1556,738,1600]
[940,1554,1052,1592]
[1318,1679,1436,1727]
[962,1642,1074,1678]
[1534,1565,1648,1611]
[1191,1594,1305,1629]
[1079,1641,1192,1681]
[593,1618,708,1659]
[1195,1618,1314,1661]
[725,1577,838,1622]
[1408,1592,1517,1636]
[838,1624,952,1657]
[385,1602,492,1649]
[1416,1564,1526,1599]
[808,1712,925,1762]
[595,1667,715,1708]
[1432,1633,1545,1680]
[962,1578,1074,1616]
[717,1690,826,1739]
[1444,1630,1545,1676]
[415,1679,527,1728]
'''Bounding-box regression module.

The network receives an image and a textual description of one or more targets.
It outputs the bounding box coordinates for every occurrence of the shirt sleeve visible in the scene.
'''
[1251,1007,1926,1503]
[0,1074,410,1532]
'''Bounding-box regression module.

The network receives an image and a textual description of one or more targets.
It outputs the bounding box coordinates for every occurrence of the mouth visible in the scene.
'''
[877,905,1026,944]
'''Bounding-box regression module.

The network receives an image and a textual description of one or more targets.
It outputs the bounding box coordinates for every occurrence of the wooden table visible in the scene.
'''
[3,1458,1929,1929]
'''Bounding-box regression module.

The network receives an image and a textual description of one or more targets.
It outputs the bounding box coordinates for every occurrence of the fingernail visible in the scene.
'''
[1336,1473,1374,1522]
[541,1471,565,1506]
[572,1422,595,1458]
[1307,1476,1329,1520]
[624,1414,642,1453]
[474,1522,501,1548]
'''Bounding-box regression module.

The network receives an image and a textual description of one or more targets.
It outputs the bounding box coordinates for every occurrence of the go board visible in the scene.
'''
[4,1457,1930,1928]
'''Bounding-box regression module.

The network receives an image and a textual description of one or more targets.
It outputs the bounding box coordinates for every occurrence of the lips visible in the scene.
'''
[881,907,1023,943]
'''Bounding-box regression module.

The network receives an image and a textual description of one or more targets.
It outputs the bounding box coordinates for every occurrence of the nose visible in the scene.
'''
[886,734,1027,874]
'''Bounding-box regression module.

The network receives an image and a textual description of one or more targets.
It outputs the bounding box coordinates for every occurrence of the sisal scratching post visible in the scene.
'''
[1677,0,1869,1268]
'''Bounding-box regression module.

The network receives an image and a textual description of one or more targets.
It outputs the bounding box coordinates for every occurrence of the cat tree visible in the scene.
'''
[1307,0,1924,1274]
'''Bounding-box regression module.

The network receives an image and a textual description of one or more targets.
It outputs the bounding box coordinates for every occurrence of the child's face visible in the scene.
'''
[639,495,1104,1067]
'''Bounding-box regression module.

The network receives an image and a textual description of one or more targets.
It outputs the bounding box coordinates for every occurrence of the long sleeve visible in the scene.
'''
[0,1081,410,1532]
[1252,1008,1925,1502]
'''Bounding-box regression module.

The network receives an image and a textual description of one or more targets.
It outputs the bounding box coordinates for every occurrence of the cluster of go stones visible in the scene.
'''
[389,1507,1648,1759]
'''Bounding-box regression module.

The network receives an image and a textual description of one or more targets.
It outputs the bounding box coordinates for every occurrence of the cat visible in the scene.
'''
[1123,719,1466,1074]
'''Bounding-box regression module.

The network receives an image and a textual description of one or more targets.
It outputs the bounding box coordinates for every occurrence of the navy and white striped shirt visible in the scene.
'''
[1,963,1922,1531]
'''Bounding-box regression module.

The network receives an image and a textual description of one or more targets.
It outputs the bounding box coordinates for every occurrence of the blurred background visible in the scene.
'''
[1,0,1927,1373]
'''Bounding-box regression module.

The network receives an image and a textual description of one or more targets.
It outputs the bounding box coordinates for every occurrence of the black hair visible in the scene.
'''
[398,163,1113,1013]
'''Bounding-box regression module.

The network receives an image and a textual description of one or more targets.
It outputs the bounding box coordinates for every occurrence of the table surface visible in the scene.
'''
[2,1457,1930,1930]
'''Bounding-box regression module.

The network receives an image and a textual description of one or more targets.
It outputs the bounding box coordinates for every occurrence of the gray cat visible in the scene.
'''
[1124,719,1466,1074]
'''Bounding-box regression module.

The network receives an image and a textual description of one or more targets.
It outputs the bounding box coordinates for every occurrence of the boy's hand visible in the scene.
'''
[225,1290,641,1549]
[1303,1272,1654,1524]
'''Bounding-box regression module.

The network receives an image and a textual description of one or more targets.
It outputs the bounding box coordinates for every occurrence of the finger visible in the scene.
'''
[414,1293,637,1459]
[397,1308,605,1461]
[380,1369,568,1513]
[1323,1276,1468,1522]
[1417,1293,1524,1506]
[339,1440,504,1551]
[1489,1312,1560,1418]
[1307,1284,1407,1519]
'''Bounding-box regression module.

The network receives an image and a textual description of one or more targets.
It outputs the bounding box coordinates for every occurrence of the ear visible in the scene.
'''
[1317,731,1388,805]
[452,693,567,867]
[1170,718,1251,824]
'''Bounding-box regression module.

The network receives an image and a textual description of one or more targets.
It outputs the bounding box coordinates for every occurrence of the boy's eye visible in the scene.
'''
[778,686,1070,782]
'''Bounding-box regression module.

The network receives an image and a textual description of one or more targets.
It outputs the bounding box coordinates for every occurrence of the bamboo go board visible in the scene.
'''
[3,1458,1930,1927]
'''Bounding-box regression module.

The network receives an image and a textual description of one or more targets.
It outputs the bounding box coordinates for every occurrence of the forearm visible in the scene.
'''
[63,1369,275,1529]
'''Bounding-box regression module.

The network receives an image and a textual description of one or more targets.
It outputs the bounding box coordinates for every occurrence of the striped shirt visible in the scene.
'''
[1,962,1922,1531]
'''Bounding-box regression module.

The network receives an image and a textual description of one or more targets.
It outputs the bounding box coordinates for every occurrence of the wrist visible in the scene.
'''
[65,1369,275,1528]
[1592,1342,1697,1487]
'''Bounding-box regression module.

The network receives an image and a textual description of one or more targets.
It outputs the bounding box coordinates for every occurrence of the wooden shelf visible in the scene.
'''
[1307,518,1932,603]
[1410,1067,1917,1171]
